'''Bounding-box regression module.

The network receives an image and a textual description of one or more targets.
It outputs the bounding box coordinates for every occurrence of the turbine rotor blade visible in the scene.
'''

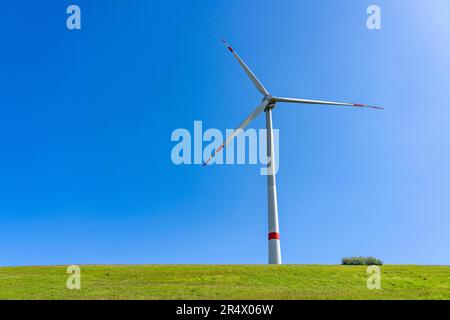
[203,100,269,166]
[221,38,269,96]
[275,97,383,110]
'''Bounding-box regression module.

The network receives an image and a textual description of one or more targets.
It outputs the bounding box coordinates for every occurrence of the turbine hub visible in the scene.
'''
[263,94,275,103]
[263,95,276,110]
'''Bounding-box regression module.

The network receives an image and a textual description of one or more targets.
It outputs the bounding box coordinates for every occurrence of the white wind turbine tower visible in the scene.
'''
[203,39,383,264]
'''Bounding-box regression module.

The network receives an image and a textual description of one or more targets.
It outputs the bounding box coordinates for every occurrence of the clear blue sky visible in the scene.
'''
[1,0,449,266]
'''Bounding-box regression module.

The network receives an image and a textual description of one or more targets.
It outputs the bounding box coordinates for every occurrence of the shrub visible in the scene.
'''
[341,256,383,266]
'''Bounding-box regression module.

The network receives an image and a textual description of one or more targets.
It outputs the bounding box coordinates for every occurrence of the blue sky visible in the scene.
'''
[1,0,449,266]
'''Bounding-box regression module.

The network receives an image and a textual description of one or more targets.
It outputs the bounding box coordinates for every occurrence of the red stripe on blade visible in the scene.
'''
[268,232,280,240]
[203,157,212,166]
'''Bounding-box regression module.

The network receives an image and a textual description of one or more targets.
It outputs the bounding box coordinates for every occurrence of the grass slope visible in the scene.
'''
[0,265,449,300]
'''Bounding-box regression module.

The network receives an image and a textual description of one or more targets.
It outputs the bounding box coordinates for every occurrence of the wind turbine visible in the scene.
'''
[203,39,383,264]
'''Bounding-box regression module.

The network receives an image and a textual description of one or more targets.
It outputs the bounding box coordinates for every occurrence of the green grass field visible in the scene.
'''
[0,265,449,300]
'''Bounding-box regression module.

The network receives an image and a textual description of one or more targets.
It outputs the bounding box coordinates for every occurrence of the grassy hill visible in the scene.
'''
[0,265,449,300]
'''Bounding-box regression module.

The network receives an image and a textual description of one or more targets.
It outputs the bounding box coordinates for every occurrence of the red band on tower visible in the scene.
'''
[268,232,280,240]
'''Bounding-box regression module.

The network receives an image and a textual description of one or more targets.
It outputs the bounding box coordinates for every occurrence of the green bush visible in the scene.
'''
[341,256,383,266]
